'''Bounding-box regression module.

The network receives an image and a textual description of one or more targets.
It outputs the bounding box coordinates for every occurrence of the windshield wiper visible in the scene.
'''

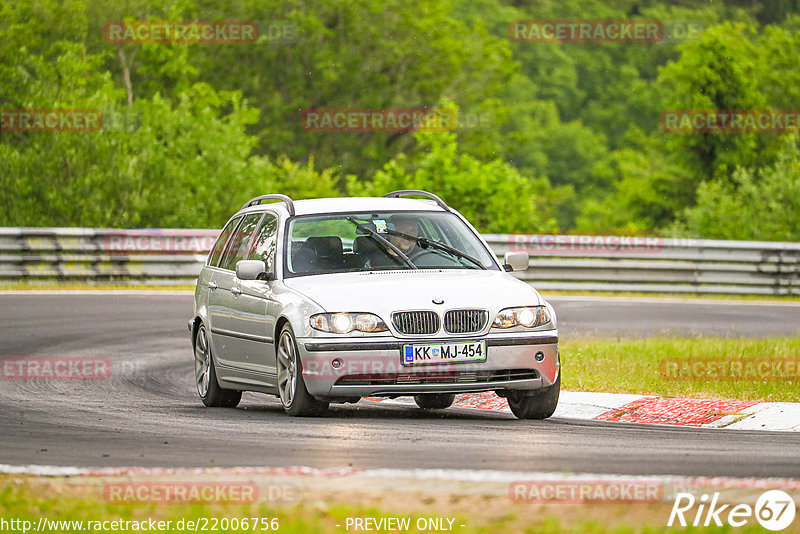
[385,229,486,270]
[345,217,418,269]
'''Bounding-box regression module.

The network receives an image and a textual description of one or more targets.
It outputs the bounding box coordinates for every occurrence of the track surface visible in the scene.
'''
[1,293,800,477]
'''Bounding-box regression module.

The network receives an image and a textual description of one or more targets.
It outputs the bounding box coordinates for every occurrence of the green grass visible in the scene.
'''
[562,336,800,402]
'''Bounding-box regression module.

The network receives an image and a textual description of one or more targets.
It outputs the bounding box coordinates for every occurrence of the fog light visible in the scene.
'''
[331,358,343,369]
[535,351,545,362]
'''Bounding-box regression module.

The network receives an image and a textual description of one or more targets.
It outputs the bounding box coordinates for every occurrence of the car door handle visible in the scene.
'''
[231,286,242,296]
[208,281,218,291]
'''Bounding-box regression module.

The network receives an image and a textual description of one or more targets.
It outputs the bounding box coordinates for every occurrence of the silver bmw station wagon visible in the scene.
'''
[190,190,560,419]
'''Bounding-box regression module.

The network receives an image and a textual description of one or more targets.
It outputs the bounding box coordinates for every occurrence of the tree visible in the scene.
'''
[675,139,800,241]
[348,107,569,234]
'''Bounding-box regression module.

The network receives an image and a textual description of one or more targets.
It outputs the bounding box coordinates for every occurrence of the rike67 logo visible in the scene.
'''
[668,490,796,531]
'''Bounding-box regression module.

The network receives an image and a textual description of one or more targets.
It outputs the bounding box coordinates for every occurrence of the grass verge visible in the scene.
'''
[562,336,800,402]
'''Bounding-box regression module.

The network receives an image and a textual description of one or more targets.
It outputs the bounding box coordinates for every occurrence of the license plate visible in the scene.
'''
[401,341,486,366]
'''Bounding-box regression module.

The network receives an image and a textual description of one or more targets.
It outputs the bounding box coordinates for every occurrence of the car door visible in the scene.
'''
[209,212,264,371]
[203,214,241,364]
[225,213,281,385]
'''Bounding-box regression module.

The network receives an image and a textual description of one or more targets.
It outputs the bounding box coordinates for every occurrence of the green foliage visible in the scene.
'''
[576,128,697,233]
[175,0,516,178]
[675,140,800,241]
[2,0,800,240]
[658,23,769,181]
[577,17,800,238]
[346,108,568,234]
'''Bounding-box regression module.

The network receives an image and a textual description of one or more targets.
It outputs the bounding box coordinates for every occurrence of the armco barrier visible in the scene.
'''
[1,228,799,294]
[0,228,217,286]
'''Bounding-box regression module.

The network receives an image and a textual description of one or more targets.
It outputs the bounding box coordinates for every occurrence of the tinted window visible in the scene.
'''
[208,216,242,267]
[219,213,263,271]
[246,214,278,271]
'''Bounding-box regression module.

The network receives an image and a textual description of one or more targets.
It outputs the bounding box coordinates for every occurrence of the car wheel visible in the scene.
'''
[194,323,242,408]
[507,372,560,420]
[414,393,456,410]
[276,325,329,417]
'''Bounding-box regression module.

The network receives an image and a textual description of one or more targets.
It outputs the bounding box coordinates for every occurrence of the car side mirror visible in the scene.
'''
[235,259,268,281]
[503,251,529,272]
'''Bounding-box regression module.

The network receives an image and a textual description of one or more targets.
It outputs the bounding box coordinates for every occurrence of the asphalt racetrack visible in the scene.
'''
[2,293,800,477]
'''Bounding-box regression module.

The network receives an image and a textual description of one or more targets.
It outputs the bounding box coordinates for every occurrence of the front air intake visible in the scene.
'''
[443,309,488,334]
[392,311,440,335]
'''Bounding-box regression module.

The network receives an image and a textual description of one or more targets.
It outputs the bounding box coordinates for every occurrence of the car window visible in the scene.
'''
[208,216,242,267]
[286,211,499,276]
[218,213,263,271]
[246,214,278,272]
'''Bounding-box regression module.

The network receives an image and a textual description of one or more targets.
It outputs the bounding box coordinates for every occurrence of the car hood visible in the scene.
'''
[282,269,542,313]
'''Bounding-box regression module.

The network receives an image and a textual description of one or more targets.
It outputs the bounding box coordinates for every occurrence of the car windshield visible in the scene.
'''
[285,211,499,276]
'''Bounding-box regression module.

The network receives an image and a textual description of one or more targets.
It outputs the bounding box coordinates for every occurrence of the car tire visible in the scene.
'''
[276,325,329,417]
[507,372,560,420]
[414,393,456,410]
[194,323,242,408]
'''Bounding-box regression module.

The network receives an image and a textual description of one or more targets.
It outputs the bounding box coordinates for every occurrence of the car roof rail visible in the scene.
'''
[241,194,295,216]
[382,190,449,211]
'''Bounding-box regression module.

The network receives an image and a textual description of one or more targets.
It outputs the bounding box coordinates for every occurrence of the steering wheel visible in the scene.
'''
[406,247,456,267]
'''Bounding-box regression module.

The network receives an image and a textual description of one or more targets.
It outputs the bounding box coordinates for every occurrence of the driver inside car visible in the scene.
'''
[388,214,420,256]
[363,214,431,269]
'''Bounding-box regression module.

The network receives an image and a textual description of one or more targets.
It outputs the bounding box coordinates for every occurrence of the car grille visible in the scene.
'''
[392,311,440,335]
[335,369,539,386]
[444,309,488,334]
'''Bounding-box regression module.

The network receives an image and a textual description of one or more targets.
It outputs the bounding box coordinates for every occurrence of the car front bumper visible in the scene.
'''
[296,332,560,400]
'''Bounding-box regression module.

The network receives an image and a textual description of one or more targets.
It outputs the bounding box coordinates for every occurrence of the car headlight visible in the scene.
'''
[310,313,388,334]
[492,306,551,329]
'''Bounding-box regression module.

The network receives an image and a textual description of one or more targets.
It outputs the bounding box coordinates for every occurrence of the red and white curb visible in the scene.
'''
[365,392,800,432]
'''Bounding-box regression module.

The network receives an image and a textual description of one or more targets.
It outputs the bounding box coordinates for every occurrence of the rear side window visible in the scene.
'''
[219,213,263,271]
[247,214,278,272]
[208,216,242,267]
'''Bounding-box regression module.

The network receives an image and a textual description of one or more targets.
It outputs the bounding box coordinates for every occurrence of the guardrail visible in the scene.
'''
[1,228,799,295]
